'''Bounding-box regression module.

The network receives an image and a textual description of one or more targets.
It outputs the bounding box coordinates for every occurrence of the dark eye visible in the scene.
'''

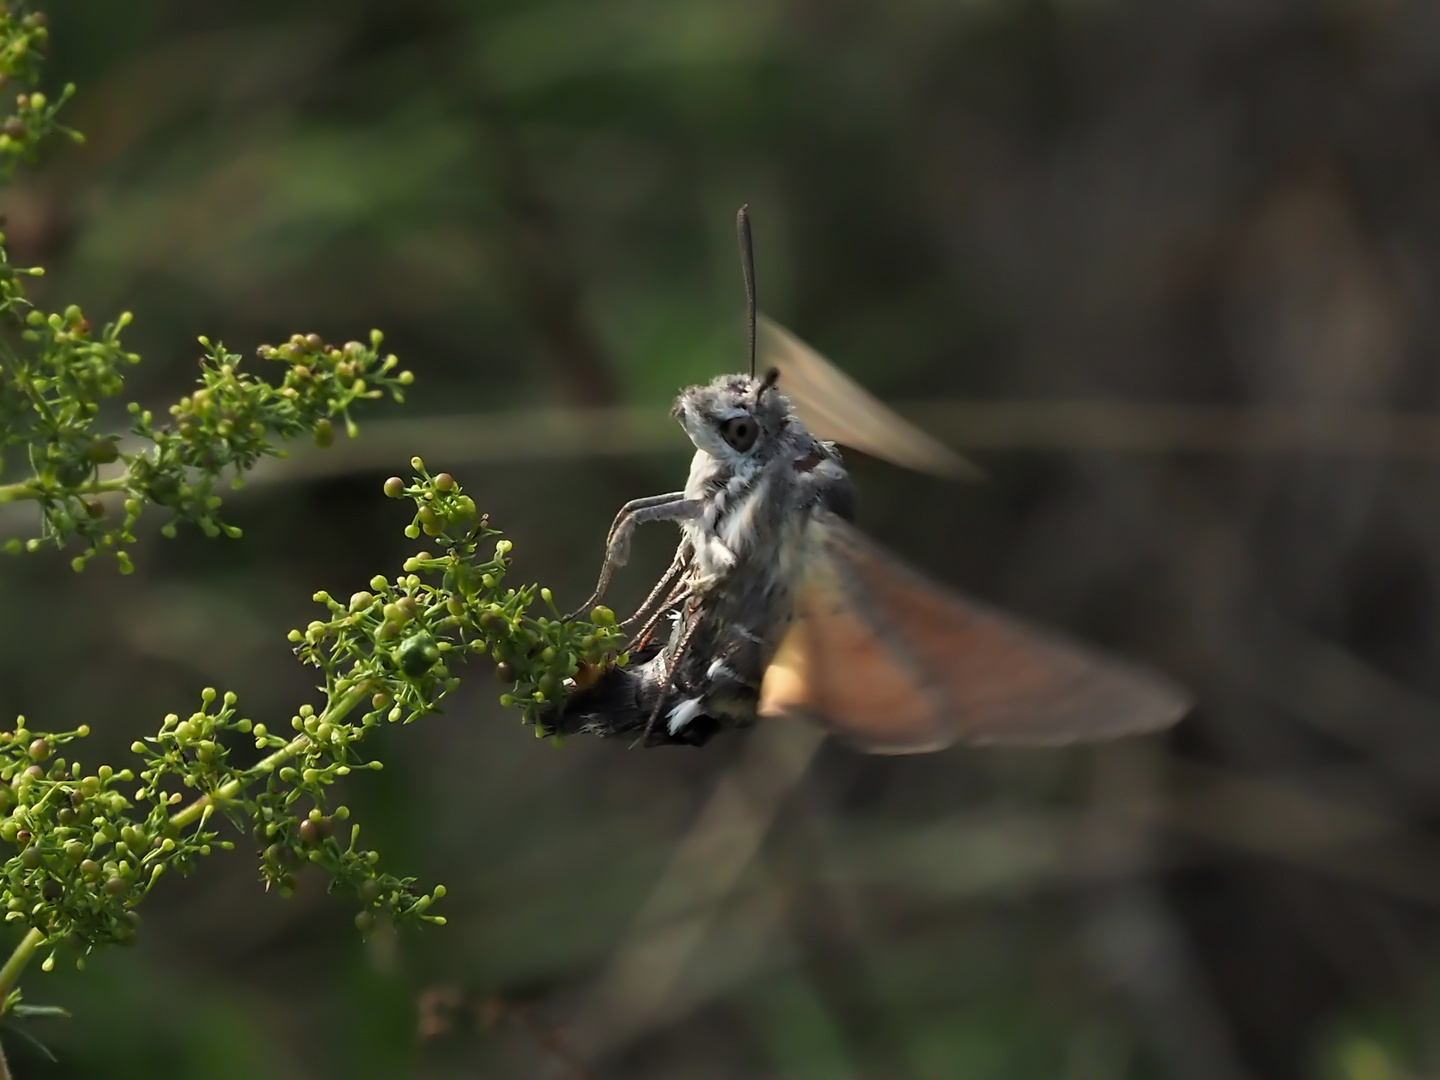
[719,415,759,452]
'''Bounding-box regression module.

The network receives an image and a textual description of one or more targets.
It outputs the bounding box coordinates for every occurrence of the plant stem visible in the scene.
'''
[0,476,126,505]
[0,682,373,1009]
[0,929,43,1015]
[169,682,371,829]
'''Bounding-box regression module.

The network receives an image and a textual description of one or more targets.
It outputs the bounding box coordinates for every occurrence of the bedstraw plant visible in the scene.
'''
[0,3,623,1071]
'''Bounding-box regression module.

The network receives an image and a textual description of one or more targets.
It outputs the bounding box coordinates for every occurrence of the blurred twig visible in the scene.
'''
[765,772,924,1080]
[546,742,1440,1072]
[564,721,825,1061]
[1080,745,1257,1080]
[220,400,1440,480]
[14,399,1440,534]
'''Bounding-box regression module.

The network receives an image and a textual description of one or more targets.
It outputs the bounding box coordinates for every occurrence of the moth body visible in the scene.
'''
[540,207,1189,753]
[547,372,854,747]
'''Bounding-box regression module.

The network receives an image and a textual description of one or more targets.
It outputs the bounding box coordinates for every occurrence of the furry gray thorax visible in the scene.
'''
[544,371,855,747]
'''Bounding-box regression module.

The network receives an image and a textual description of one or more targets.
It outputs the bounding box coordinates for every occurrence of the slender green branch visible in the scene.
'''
[168,682,371,830]
[0,477,125,505]
[0,930,43,1015]
[0,687,377,1012]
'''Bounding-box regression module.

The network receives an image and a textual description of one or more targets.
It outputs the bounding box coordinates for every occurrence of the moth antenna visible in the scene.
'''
[752,365,779,407]
[737,204,757,378]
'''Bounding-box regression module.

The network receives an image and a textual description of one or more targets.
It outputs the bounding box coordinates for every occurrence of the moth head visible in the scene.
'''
[672,368,789,464]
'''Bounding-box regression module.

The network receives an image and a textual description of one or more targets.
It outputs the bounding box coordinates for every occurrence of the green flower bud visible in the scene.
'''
[86,437,119,464]
[397,632,441,677]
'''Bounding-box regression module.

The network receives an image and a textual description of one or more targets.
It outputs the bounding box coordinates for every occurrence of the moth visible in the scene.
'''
[541,208,1191,753]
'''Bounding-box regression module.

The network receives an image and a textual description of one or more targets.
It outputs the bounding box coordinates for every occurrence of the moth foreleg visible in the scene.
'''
[603,492,688,547]
[568,495,702,620]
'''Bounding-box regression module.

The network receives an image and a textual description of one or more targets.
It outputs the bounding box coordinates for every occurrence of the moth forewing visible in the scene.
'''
[756,315,985,482]
[758,524,953,753]
[758,512,1191,753]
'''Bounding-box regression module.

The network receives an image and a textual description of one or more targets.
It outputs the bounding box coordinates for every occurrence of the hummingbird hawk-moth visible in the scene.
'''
[541,208,1191,752]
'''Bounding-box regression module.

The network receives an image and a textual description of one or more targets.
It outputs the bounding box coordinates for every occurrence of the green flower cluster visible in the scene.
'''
[359,460,628,731]
[1,323,415,572]
[0,0,631,1046]
[0,9,77,181]
[0,1,414,576]
[0,465,626,1014]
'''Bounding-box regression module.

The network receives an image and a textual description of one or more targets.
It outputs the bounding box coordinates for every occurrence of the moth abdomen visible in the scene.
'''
[539,651,727,748]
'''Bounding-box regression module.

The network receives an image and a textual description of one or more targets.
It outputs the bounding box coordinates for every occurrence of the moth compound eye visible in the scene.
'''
[719,415,759,453]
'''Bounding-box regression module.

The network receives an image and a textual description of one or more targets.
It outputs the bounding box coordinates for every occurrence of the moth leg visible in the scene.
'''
[633,602,704,748]
[602,492,687,547]
[630,582,694,654]
[567,495,702,620]
[621,541,691,628]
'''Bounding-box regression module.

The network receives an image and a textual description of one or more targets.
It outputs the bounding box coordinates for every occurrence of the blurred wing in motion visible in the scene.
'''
[757,315,983,481]
[758,511,1191,753]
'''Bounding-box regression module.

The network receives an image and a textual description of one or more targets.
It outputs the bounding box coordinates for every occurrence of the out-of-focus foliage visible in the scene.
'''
[0,3,628,1068]
[3,0,1440,1078]
[2,328,415,570]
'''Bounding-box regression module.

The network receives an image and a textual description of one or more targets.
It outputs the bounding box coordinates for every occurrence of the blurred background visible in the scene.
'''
[2,0,1439,1076]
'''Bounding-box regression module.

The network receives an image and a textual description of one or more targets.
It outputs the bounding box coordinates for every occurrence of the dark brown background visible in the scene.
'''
[2,1,1438,1076]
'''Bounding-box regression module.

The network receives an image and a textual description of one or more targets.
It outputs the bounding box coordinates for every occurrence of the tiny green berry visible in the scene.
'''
[397,632,441,677]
